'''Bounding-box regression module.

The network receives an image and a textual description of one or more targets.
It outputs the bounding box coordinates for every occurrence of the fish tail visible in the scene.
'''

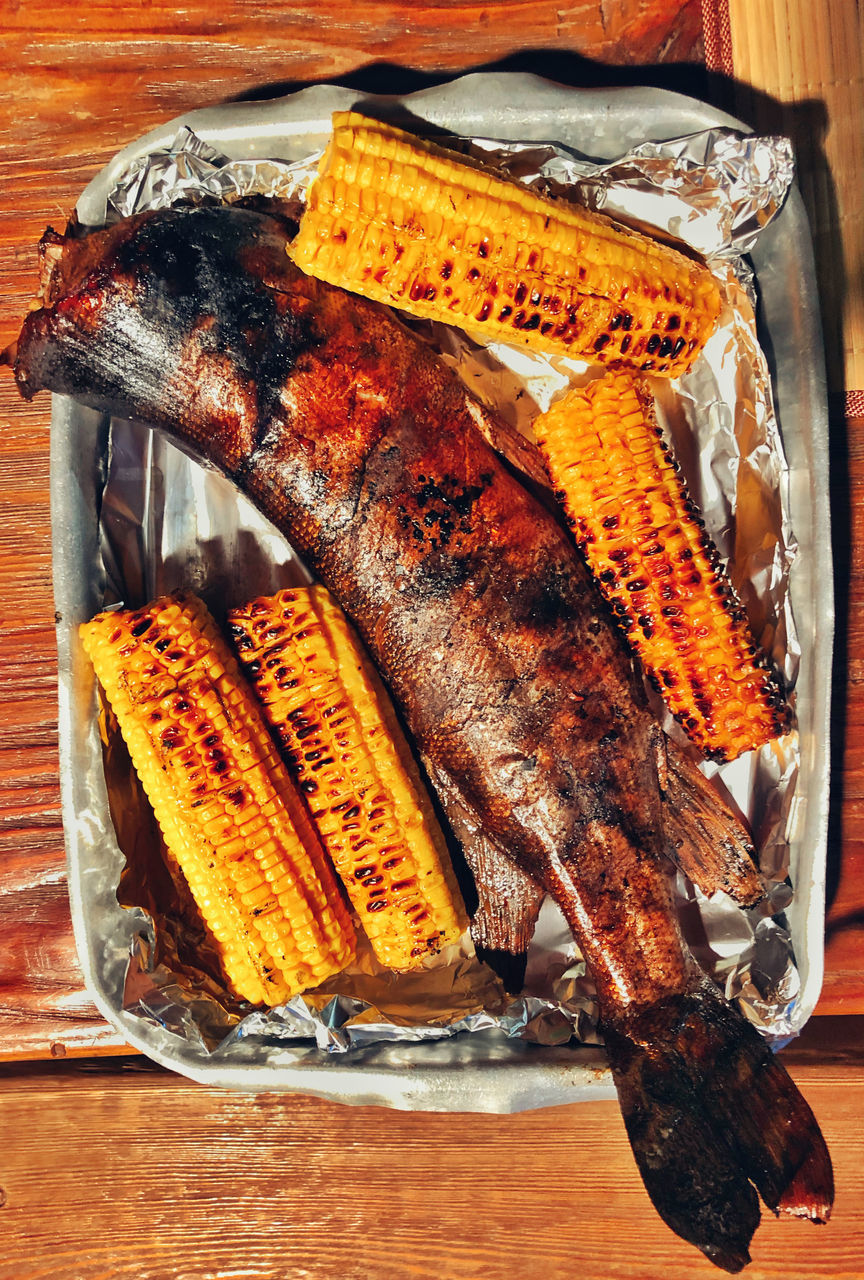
[603,976,833,1272]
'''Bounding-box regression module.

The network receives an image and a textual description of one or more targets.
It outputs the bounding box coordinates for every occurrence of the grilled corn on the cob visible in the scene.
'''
[532,372,789,761]
[228,586,466,969]
[290,112,722,377]
[80,592,356,1005]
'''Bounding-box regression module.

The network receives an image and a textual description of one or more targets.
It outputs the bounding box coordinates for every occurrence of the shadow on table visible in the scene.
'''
[230,50,723,106]
[231,49,849,916]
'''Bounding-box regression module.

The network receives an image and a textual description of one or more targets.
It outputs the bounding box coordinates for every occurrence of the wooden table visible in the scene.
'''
[1,2,862,1276]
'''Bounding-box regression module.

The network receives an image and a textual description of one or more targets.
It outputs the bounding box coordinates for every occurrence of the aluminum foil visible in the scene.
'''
[90,119,804,1055]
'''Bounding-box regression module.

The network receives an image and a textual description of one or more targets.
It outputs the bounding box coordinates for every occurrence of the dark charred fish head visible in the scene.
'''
[13,207,316,477]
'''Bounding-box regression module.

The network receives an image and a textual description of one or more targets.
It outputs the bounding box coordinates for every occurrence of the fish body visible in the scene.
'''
[9,206,833,1269]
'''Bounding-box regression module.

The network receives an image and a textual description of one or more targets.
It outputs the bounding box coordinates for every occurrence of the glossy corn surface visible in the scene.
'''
[229,586,466,969]
[80,592,356,1005]
[290,112,722,377]
[532,372,790,761]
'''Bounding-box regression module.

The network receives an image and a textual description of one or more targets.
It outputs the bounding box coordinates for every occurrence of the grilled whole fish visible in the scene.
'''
[9,206,833,1270]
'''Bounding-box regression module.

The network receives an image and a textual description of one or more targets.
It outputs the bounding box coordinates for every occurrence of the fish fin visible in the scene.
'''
[422,759,544,992]
[462,835,546,993]
[604,977,833,1273]
[462,395,552,491]
[660,739,765,906]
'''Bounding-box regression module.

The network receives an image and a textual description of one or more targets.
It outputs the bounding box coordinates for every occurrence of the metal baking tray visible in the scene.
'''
[50,73,832,1110]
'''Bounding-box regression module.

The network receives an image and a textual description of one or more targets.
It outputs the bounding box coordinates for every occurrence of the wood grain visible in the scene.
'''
[0,0,703,1056]
[0,1046,861,1280]
[727,0,864,395]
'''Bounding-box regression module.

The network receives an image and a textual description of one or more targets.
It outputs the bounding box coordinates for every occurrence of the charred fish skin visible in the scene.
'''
[10,206,833,1268]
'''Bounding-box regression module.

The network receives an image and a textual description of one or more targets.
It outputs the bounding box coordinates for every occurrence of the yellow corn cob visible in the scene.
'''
[228,585,467,969]
[532,371,790,761]
[290,112,722,377]
[79,592,356,1005]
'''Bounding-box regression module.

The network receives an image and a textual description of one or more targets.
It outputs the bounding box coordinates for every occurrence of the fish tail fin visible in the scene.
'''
[603,977,833,1272]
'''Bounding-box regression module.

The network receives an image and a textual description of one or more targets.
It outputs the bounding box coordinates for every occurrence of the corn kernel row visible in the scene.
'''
[229,586,466,969]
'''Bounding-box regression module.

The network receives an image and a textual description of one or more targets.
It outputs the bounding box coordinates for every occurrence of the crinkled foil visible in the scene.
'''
[107,125,322,222]
[94,122,802,1054]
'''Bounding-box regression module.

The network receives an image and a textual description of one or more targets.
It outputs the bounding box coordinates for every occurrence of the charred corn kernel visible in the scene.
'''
[228,586,466,969]
[79,592,356,1005]
[532,372,790,761]
[290,112,722,377]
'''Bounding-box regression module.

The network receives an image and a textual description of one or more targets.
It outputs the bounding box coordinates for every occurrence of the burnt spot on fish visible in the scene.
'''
[118,209,313,396]
[525,572,579,629]
[398,470,495,552]
[409,549,477,598]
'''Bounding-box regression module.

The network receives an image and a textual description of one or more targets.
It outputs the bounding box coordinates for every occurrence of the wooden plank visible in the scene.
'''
[0,1045,861,1280]
[728,0,864,394]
